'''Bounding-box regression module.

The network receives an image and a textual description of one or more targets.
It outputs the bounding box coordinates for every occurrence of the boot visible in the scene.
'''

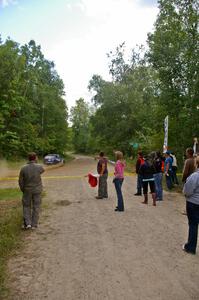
[142,194,148,204]
[152,193,156,206]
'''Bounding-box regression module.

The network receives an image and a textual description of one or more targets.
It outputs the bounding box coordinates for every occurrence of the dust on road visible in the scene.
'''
[6,155,199,300]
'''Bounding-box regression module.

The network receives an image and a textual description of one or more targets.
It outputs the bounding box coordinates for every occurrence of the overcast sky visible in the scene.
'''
[0,0,158,110]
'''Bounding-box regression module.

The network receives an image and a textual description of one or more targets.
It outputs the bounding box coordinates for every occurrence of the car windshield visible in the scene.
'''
[45,154,58,159]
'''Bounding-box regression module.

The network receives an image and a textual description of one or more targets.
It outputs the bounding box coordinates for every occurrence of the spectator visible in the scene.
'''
[96,151,108,199]
[182,148,196,184]
[19,152,45,229]
[153,151,164,201]
[113,151,125,212]
[181,148,196,215]
[170,152,179,185]
[134,151,144,196]
[139,154,156,206]
[182,155,199,255]
[164,151,173,190]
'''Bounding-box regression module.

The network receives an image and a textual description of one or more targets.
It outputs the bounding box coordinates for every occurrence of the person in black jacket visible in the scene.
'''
[134,151,144,196]
[139,154,156,206]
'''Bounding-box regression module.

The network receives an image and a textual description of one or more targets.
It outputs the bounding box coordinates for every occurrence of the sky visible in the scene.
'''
[0,0,159,110]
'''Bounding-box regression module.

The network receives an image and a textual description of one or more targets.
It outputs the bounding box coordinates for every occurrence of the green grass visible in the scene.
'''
[0,188,23,298]
[0,188,21,201]
[0,188,48,299]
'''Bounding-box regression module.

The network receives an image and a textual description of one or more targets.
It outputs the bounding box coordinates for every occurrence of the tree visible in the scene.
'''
[0,37,68,158]
[70,98,91,153]
[147,0,199,155]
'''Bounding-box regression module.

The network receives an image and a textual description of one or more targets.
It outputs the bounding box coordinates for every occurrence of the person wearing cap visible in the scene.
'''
[164,151,173,190]
[96,151,108,199]
[19,152,45,229]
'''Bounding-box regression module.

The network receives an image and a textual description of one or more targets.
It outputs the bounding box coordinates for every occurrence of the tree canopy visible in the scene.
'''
[70,0,199,164]
[0,38,68,158]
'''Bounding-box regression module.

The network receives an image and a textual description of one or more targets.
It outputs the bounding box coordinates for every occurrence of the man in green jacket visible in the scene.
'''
[19,152,45,229]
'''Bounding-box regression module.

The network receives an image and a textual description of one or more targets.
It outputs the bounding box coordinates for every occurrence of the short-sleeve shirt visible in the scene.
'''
[97,158,108,175]
[164,157,173,172]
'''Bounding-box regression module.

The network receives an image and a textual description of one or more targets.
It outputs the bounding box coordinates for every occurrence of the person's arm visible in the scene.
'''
[135,159,140,174]
[182,160,188,182]
[165,160,169,175]
[166,162,169,173]
[18,169,24,192]
[100,163,105,176]
[40,165,45,174]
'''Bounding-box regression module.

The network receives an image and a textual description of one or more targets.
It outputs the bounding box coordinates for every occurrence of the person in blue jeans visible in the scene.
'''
[164,151,173,190]
[182,156,199,255]
[113,151,125,212]
[153,151,163,201]
[134,151,144,196]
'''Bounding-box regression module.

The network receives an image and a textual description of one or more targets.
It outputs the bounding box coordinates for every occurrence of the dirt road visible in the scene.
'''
[6,156,199,300]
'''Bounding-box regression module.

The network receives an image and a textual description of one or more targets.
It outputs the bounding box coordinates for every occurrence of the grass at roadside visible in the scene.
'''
[0,188,48,299]
[0,188,22,298]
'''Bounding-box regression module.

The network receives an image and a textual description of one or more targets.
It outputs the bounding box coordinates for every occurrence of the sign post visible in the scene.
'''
[163,115,168,153]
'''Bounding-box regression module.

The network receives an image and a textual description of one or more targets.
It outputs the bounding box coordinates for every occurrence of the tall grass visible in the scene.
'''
[0,188,22,298]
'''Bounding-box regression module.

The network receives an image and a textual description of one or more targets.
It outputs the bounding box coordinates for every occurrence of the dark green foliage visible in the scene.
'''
[0,38,68,158]
[71,0,198,165]
[70,98,91,153]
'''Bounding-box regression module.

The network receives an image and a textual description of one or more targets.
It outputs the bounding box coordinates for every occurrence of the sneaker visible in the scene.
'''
[26,224,31,229]
[114,208,124,212]
[182,244,195,255]
[134,193,142,196]
[95,196,103,199]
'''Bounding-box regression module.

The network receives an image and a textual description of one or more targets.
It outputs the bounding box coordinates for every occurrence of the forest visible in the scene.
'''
[0,0,198,165]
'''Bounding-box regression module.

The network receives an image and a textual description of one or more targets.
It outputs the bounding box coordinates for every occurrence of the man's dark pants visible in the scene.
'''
[98,173,108,198]
[185,201,199,253]
[22,190,41,227]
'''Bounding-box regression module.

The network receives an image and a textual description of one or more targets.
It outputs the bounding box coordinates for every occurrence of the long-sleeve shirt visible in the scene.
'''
[19,161,45,193]
[183,169,199,205]
[114,160,125,179]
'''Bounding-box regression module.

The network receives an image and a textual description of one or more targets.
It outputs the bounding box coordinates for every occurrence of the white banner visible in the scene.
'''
[163,115,168,153]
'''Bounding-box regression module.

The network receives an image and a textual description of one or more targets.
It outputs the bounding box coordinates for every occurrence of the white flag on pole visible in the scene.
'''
[163,115,168,153]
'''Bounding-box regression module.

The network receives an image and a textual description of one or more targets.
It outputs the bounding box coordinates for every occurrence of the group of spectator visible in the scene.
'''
[134,148,197,201]
[134,147,199,255]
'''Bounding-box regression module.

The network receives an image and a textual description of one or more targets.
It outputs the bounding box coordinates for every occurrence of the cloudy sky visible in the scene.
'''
[0,0,158,110]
